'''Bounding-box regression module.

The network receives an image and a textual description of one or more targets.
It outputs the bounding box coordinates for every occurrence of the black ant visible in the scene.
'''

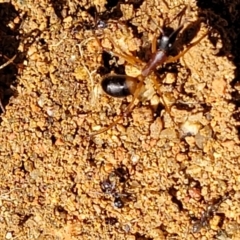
[105,216,118,225]
[90,5,209,136]
[100,165,132,208]
[113,165,130,183]
[192,194,230,233]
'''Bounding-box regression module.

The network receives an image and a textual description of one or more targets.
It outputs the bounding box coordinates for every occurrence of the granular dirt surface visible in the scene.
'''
[0,0,240,239]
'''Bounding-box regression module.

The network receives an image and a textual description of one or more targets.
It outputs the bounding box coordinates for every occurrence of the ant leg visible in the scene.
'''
[0,55,17,70]
[174,2,193,27]
[169,5,188,26]
[150,4,187,37]
[0,95,5,113]
[91,115,124,136]
[151,73,178,127]
[162,0,186,11]
[166,30,208,64]
[108,35,143,66]
[94,31,143,67]
[151,35,157,54]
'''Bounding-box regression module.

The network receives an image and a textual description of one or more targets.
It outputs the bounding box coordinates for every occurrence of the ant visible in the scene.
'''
[192,194,230,233]
[90,5,209,136]
[105,216,118,225]
[100,165,132,208]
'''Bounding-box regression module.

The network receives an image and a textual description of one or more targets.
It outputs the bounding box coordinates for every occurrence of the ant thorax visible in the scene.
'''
[158,35,172,50]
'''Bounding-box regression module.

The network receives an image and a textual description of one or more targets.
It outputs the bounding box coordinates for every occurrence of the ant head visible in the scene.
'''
[114,197,124,208]
[158,23,184,51]
[158,35,172,51]
[100,179,115,194]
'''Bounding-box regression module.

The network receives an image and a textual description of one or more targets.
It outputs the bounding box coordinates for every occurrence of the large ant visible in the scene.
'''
[90,5,208,136]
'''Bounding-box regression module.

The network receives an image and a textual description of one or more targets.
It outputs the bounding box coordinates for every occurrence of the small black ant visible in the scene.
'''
[100,165,132,208]
[100,177,115,195]
[113,165,129,183]
[192,194,230,233]
[105,216,118,225]
[90,5,209,136]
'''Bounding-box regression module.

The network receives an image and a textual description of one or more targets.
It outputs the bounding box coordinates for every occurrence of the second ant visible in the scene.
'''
[91,4,209,136]
[100,164,132,208]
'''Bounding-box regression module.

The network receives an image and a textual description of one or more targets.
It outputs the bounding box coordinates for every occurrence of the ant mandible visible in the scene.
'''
[91,5,208,136]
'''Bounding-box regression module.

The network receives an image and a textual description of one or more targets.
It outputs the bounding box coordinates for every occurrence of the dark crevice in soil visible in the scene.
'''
[196,0,240,139]
[0,3,24,115]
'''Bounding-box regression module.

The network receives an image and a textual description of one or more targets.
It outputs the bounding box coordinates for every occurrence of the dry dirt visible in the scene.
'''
[0,0,240,239]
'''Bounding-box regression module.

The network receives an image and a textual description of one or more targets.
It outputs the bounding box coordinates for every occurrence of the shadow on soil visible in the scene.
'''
[0,2,22,113]
[196,0,240,137]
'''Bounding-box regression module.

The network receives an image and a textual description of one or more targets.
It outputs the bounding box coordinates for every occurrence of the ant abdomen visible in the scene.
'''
[101,74,138,98]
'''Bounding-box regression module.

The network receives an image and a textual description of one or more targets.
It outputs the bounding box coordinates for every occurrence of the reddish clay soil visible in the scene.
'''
[0,0,240,239]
